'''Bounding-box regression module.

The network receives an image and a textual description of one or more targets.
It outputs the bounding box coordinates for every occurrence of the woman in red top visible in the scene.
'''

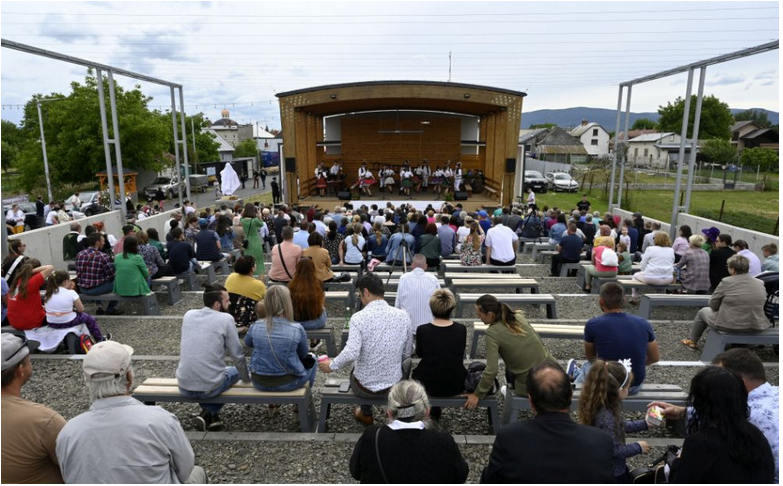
[7,260,55,331]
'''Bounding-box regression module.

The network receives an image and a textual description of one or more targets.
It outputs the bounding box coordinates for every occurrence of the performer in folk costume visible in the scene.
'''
[413,164,424,193]
[315,164,328,197]
[431,166,444,195]
[358,162,376,197]
[382,165,396,193]
[420,159,431,192]
[400,165,414,198]
[442,161,454,195]
[398,161,411,195]
[329,160,340,179]
[454,162,464,193]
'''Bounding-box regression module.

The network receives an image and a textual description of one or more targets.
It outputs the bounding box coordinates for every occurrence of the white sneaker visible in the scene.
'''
[500,385,507,398]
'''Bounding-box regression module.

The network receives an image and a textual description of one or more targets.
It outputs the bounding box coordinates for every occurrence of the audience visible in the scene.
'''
[551,223,583,277]
[350,380,469,483]
[708,233,735,291]
[485,216,519,266]
[583,237,618,293]
[385,221,415,265]
[75,233,122,315]
[1,334,66,484]
[567,282,659,395]
[463,295,553,409]
[288,258,327,330]
[195,218,225,262]
[43,271,108,342]
[112,236,151,297]
[137,230,172,281]
[481,362,614,483]
[674,234,711,294]
[302,232,336,282]
[176,283,250,431]
[269,226,303,283]
[395,254,441,334]
[319,273,411,426]
[6,260,54,331]
[682,254,770,350]
[2,239,29,286]
[761,243,778,272]
[732,239,762,276]
[417,223,442,269]
[460,222,485,266]
[340,223,366,266]
[631,231,675,302]
[167,227,199,275]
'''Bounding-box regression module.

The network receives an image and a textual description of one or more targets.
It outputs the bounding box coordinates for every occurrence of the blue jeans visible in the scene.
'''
[80,281,117,311]
[251,365,316,392]
[574,361,643,396]
[179,367,240,415]
[188,258,199,273]
[298,310,327,330]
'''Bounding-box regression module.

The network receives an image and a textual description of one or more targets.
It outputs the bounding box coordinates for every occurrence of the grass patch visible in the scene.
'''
[536,188,779,235]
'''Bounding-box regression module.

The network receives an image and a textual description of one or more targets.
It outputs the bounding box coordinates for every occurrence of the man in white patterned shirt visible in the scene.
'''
[395,254,440,334]
[319,273,412,426]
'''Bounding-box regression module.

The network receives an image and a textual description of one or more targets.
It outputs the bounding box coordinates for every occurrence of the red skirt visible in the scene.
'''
[316,177,327,189]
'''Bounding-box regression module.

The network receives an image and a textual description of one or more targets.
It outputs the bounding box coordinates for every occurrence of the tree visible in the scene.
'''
[700,139,736,165]
[234,138,259,158]
[1,120,29,172]
[740,147,778,172]
[657,95,733,140]
[733,109,772,128]
[631,118,657,130]
[529,123,557,129]
[15,71,172,192]
[180,112,220,166]
[1,140,18,173]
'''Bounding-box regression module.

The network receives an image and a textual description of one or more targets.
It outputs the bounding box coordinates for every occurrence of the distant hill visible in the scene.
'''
[522,107,779,131]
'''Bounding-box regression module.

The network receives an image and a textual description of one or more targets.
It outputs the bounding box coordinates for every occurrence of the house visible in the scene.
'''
[202,128,235,162]
[518,128,550,156]
[609,129,658,152]
[730,121,779,152]
[626,132,699,169]
[534,127,589,164]
[569,121,610,157]
[253,124,278,152]
[209,109,253,147]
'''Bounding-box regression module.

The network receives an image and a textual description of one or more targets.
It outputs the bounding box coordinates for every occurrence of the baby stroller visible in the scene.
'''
[756,271,778,354]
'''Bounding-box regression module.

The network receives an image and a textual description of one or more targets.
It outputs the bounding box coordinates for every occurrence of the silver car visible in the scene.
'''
[545,172,579,192]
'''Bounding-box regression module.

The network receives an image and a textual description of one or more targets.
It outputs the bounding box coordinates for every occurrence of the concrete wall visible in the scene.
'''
[612,208,778,257]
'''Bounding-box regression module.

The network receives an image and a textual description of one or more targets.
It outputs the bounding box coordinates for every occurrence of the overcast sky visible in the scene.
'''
[1,1,779,129]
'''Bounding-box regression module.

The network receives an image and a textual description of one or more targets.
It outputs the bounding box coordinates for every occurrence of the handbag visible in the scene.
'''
[374,426,390,484]
[242,239,249,249]
[629,444,680,483]
[464,361,498,395]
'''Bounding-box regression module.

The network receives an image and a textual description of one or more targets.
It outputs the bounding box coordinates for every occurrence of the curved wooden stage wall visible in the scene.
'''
[276,81,525,205]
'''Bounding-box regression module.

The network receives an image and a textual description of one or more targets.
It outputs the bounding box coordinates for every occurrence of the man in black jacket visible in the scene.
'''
[709,233,736,291]
[481,362,614,484]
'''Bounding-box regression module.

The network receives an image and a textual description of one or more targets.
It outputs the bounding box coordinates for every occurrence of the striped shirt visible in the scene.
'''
[395,268,441,331]
[331,299,412,392]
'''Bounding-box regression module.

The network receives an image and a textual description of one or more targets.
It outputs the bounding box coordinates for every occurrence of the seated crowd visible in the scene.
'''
[0,197,778,484]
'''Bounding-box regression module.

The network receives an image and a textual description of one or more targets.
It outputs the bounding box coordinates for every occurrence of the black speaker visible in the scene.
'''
[505,158,516,173]
[285,157,296,173]
[337,191,352,200]
[454,191,469,201]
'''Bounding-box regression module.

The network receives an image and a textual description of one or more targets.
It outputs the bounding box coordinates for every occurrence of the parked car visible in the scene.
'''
[143,176,186,200]
[78,191,109,216]
[3,202,42,231]
[545,172,579,192]
[523,170,548,193]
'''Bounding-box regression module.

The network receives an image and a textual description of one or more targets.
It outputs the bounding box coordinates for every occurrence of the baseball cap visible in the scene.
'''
[478,210,488,218]
[198,218,209,228]
[1,334,39,371]
[83,341,134,381]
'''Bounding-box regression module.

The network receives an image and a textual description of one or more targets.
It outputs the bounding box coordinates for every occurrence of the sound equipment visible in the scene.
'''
[454,191,469,201]
[285,157,296,173]
[337,191,352,200]
[505,158,516,173]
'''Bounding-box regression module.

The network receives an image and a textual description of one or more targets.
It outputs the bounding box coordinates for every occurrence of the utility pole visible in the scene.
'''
[35,98,63,202]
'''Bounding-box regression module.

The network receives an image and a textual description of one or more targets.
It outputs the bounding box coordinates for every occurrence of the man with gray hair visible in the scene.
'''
[56,341,207,484]
[395,254,441,334]
[682,254,770,350]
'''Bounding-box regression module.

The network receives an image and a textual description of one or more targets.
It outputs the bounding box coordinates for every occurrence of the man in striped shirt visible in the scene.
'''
[395,254,441,335]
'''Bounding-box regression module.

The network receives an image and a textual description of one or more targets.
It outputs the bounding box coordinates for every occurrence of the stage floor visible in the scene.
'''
[298,190,500,213]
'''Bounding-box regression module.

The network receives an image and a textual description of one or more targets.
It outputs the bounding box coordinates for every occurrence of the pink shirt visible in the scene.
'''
[269,241,303,282]
[672,237,690,256]
[593,245,618,273]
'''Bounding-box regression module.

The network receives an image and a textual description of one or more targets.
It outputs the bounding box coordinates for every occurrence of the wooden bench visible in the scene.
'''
[132,378,317,432]
[502,384,687,424]
[151,276,183,305]
[701,328,779,362]
[591,276,681,295]
[484,186,499,199]
[79,292,160,315]
[469,322,582,358]
[450,278,540,295]
[442,263,520,274]
[456,293,557,319]
[318,383,500,434]
[636,294,710,320]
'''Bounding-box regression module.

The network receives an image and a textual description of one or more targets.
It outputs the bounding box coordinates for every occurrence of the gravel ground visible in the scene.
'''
[24,254,779,483]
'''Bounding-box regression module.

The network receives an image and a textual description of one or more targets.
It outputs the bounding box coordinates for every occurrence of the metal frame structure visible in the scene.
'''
[607,40,779,239]
[1,39,190,222]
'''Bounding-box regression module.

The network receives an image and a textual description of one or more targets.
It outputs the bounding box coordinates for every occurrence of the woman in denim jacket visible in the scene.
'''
[245,285,316,392]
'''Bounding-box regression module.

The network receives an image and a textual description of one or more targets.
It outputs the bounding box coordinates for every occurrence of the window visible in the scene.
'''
[634,148,639,157]
[592,129,598,136]
[591,139,598,146]
[644,148,649,157]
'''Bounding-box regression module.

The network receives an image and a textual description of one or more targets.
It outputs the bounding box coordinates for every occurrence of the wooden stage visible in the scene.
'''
[296,191,501,213]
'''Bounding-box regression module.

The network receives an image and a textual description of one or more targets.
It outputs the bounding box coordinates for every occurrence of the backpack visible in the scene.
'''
[464,361,499,395]
[600,248,619,267]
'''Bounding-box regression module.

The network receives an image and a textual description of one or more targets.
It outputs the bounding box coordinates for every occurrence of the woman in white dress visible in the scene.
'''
[453,162,463,193]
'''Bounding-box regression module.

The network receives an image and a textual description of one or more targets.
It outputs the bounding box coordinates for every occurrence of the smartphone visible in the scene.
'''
[325,378,341,387]
[338,381,351,393]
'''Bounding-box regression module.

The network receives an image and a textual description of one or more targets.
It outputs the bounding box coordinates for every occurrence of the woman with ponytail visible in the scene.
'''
[340,223,365,266]
[7,259,54,331]
[578,359,655,483]
[366,223,388,261]
[463,294,553,410]
[43,271,109,342]
[460,222,485,266]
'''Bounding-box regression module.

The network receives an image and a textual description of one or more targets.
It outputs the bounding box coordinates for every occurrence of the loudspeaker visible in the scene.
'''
[285,157,296,173]
[337,191,352,200]
[505,158,516,173]
[454,191,469,201]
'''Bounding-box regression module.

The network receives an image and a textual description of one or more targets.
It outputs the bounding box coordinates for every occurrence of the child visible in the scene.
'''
[578,359,659,483]
[617,241,633,275]
[43,271,109,342]
[619,226,631,251]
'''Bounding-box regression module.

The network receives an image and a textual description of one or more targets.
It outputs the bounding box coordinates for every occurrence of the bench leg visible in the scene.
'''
[637,299,652,320]
[488,402,500,435]
[317,402,332,433]
[325,334,337,357]
[298,392,317,433]
[501,390,516,425]
[700,329,726,362]
[470,332,480,359]
[143,296,161,316]
[546,303,557,319]
[168,283,183,305]
[576,270,586,289]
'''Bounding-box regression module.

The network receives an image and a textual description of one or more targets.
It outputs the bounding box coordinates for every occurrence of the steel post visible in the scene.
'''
[683,66,707,213]
[107,71,127,221]
[669,68,694,240]
[1,205,7,260]
[170,86,183,209]
[616,84,633,208]
[95,69,116,213]
[36,101,53,203]
[608,86,623,212]
[178,88,191,198]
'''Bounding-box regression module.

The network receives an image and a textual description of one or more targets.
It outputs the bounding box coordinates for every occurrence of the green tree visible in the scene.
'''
[700,139,736,165]
[1,140,19,173]
[657,95,733,140]
[15,71,172,192]
[740,147,779,172]
[631,118,657,130]
[733,109,772,128]
[1,120,29,172]
[529,123,557,129]
[234,138,259,158]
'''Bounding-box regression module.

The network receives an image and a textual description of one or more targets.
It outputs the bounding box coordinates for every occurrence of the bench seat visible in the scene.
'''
[470,322,582,358]
[456,293,557,319]
[701,328,779,362]
[636,294,710,320]
[442,263,521,274]
[592,276,681,294]
[450,278,540,294]
[151,276,183,305]
[79,292,160,315]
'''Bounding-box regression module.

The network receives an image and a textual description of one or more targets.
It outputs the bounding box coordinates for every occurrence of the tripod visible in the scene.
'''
[385,225,411,286]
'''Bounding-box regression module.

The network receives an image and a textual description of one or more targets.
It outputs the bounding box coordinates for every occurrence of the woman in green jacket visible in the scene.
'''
[417,223,442,269]
[241,203,266,277]
[113,236,151,296]
[463,294,554,409]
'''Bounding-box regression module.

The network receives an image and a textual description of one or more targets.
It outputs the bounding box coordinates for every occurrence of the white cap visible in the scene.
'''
[83,341,134,381]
